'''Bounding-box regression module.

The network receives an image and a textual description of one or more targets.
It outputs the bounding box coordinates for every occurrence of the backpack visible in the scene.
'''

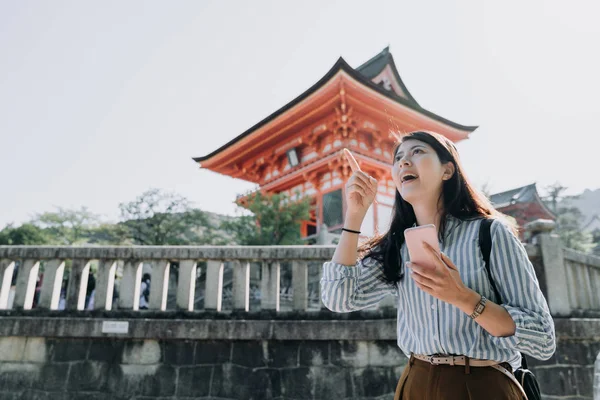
[479,218,542,400]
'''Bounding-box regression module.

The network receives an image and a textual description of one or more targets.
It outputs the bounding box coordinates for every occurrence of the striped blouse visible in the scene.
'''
[320,215,556,371]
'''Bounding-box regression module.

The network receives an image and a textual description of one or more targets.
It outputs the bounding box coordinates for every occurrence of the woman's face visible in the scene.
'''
[391,139,454,206]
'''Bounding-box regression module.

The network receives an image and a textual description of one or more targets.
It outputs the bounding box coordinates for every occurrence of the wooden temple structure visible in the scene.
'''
[193,47,477,239]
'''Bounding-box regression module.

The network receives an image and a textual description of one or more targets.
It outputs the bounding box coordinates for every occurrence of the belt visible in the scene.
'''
[413,353,498,367]
[412,354,528,400]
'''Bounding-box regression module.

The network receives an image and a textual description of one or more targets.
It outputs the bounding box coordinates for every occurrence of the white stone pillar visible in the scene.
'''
[65,259,90,310]
[292,261,308,311]
[177,260,197,311]
[232,260,250,312]
[148,260,170,311]
[14,259,40,310]
[94,259,116,310]
[204,260,223,311]
[261,261,280,311]
[539,233,572,316]
[119,260,142,310]
[0,260,15,309]
[38,259,65,310]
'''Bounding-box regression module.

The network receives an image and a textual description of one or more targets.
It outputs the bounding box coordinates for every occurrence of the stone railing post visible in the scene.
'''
[119,260,142,310]
[66,259,90,310]
[0,260,15,309]
[232,260,250,311]
[261,261,280,311]
[37,259,65,310]
[292,261,308,311]
[204,260,223,311]
[527,220,572,316]
[148,260,170,311]
[94,259,116,310]
[177,260,197,311]
[13,259,40,310]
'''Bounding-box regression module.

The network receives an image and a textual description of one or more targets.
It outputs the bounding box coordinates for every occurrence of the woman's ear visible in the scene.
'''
[442,162,456,181]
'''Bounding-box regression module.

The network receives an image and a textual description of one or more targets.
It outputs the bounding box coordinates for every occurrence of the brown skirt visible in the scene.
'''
[394,354,523,400]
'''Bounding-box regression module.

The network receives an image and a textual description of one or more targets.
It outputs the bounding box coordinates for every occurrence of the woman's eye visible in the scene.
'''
[413,149,422,155]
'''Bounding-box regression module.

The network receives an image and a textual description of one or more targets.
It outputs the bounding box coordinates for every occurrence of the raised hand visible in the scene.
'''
[343,148,378,217]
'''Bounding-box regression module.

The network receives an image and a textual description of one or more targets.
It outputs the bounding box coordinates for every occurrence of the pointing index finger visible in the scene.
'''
[343,148,361,172]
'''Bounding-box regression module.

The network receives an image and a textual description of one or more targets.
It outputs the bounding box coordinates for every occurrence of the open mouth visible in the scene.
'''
[401,174,418,184]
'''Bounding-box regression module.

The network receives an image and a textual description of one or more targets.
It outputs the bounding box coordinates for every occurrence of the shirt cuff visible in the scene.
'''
[486,305,552,349]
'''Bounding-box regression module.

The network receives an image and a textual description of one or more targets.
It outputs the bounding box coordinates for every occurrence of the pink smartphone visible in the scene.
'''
[404,224,441,269]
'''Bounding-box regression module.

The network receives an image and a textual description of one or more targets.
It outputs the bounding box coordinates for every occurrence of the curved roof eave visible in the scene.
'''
[193,57,477,163]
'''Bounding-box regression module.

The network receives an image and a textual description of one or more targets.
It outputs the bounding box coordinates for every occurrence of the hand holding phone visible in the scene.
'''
[404,224,440,270]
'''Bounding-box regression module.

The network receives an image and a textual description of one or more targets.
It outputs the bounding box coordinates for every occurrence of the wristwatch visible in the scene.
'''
[469,295,487,319]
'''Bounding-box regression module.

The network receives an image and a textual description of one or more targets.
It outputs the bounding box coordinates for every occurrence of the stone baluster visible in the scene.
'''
[148,260,170,311]
[261,261,280,311]
[292,261,308,311]
[94,259,116,310]
[13,259,40,310]
[119,260,143,310]
[177,260,197,311]
[37,259,65,310]
[232,260,250,311]
[204,260,223,311]
[0,260,16,309]
[66,259,91,310]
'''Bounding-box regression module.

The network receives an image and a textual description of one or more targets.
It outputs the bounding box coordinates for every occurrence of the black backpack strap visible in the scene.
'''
[479,218,501,301]
[478,218,528,370]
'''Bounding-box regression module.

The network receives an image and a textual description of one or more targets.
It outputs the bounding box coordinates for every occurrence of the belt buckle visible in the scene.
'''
[429,355,439,365]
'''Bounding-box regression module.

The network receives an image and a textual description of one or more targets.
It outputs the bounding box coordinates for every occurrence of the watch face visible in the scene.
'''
[476,304,484,313]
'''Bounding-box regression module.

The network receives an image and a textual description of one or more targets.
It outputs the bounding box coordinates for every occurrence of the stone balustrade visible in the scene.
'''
[0,246,335,313]
[1,220,599,317]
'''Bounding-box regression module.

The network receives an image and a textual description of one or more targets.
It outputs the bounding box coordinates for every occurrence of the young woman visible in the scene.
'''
[321,131,555,399]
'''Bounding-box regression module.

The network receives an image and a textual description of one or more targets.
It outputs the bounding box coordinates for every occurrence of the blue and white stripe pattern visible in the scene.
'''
[320,216,556,371]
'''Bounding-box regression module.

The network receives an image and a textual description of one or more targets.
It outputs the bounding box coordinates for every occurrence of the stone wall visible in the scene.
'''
[0,336,405,400]
[0,314,598,400]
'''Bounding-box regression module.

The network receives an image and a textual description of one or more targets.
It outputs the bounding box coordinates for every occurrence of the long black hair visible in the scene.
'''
[358,131,509,285]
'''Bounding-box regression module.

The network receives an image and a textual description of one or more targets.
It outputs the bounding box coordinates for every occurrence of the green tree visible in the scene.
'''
[221,191,311,245]
[119,189,218,245]
[0,223,50,245]
[31,207,99,245]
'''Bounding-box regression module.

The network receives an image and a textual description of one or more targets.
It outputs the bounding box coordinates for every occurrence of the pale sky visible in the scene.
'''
[1,1,599,228]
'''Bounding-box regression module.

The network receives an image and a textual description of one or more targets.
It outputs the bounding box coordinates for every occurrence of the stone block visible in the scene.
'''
[35,364,69,391]
[122,340,160,364]
[16,390,65,400]
[280,367,313,399]
[160,340,195,365]
[176,365,213,397]
[0,337,26,361]
[88,340,124,363]
[108,364,175,397]
[23,338,47,363]
[299,341,328,366]
[352,366,396,397]
[248,368,282,399]
[312,366,351,398]
[575,365,595,398]
[0,363,40,390]
[534,366,578,396]
[559,340,600,366]
[66,361,109,391]
[368,341,405,367]
[268,340,299,368]
[231,341,268,368]
[330,341,370,367]
[211,363,251,399]
[195,341,231,365]
[48,338,89,362]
